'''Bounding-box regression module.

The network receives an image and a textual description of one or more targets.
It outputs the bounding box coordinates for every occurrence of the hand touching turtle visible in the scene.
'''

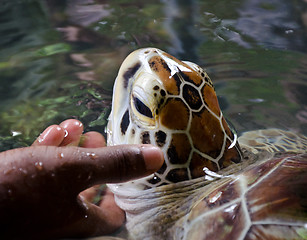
[0,119,164,239]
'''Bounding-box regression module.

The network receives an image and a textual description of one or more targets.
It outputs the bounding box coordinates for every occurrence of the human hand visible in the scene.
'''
[0,119,163,239]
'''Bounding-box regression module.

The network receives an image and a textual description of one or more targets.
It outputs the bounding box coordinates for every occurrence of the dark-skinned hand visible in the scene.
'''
[0,119,163,239]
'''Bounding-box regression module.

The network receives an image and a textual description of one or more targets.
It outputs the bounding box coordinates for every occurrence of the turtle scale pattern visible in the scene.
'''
[106,48,307,240]
[107,48,242,189]
[181,153,307,240]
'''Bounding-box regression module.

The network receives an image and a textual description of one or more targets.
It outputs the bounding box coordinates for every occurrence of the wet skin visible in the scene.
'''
[0,119,164,239]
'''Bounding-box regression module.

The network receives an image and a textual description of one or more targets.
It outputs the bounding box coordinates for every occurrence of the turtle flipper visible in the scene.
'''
[238,128,307,156]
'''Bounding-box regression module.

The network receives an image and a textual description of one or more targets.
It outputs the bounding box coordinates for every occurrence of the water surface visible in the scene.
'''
[0,0,306,151]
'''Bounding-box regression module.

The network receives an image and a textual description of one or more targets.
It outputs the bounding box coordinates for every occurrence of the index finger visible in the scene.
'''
[55,144,164,190]
[1,145,164,196]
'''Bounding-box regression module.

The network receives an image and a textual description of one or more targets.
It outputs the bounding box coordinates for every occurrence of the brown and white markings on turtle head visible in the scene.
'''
[107,48,243,189]
[107,48,307,240]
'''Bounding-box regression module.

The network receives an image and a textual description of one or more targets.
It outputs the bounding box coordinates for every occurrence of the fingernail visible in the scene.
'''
[141,145,164,172]
[38,126,62,143]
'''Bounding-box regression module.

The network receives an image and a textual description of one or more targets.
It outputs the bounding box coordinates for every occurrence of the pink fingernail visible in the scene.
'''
[141,145,164,172]
[37,126,62,144]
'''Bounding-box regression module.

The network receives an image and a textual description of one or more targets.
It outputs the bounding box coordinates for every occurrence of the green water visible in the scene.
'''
[0,0,306,151]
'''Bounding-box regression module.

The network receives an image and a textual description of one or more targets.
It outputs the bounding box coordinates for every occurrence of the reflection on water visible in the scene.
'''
[237,0,307,51]
[0,0,306,151]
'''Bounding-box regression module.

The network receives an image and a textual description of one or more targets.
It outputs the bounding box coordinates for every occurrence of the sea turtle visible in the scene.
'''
[106,48,307,240]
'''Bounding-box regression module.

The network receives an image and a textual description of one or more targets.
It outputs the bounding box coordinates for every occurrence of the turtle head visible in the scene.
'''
[108,48,242,189]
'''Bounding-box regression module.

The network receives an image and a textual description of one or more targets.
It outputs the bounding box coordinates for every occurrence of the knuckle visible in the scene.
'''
[112,147,143,181]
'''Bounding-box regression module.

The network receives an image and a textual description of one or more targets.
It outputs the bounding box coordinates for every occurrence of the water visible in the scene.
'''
[0,0,306,152]
[0,1,306,239]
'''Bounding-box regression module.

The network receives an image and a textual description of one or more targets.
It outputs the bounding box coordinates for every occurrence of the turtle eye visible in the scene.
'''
[133,96,153,118]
